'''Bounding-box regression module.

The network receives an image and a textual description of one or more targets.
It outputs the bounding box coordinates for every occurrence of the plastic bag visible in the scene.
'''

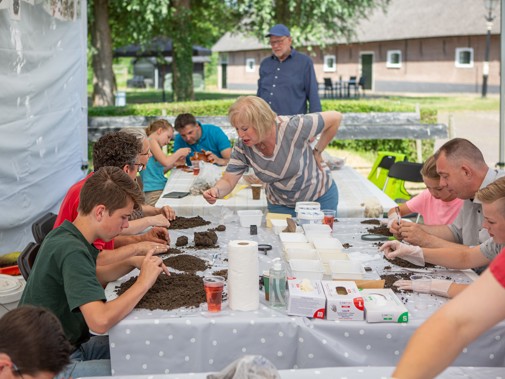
[190,161,222,195]
[207,355,280,379]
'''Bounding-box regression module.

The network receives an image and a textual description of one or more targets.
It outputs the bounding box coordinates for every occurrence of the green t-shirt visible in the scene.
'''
[20,220,106,347]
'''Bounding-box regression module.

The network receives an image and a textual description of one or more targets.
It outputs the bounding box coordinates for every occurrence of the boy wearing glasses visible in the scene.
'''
[257,24,321,116]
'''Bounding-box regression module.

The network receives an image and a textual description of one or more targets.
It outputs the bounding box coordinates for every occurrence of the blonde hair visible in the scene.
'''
[228,96,276,141]
[420,155,439,179]
[145,119,173,136]
[476,177,505,204]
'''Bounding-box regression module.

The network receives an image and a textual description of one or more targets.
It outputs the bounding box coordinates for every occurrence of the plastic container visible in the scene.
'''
[270,219,288,234]
[0,265,21,276]
[279,232,307,244]
[305,231,333,243]
[318,251,350,275]
[312,238,344,251]
[296,210,324,226]
[289,259,324,281]
[302,224,332,234]
[269,258,287,308]
[295,202,320,213]
[329,260,366,280]
[237,210,263,227]
[0,274,25,317]
[286,248,318,261]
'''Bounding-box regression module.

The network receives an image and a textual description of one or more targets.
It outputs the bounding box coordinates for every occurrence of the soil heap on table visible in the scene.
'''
[367,225,393,237]
[212,269,228,280]
[194,230,218,247]
[380,273,412,292]
[175,236,189,246]
[163,254,209,273]
[208,225,226,232]
[384,256,436,269]
[169,216,211,230]
[166,247,185,255]
[116,274,206,311]
[361,219,381,225]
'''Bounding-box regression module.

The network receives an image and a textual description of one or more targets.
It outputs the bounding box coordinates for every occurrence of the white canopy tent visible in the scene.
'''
[0,0,88,254]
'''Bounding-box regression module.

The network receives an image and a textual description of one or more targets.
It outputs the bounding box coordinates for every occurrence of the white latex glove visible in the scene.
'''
[386,213,398,228]
[393,279,453,298]
[379,240,425,266]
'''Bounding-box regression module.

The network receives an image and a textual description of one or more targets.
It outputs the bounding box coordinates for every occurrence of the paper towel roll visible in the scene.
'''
[227,240,259,311]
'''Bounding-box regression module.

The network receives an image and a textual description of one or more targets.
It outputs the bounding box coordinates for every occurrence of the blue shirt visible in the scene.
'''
[257,48,322,115]
[140,156,166,192]
[173,122,231,165]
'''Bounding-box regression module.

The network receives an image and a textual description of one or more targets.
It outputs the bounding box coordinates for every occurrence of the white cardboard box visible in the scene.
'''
[361,289,409,323]
[321,280,364,321]
[287,279,326,319]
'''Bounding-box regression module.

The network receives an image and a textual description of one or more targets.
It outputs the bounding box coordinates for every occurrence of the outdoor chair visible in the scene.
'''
[323,78,334,98]
[17,242,41,280]
[347,76,358,97]
[382,161,424,202]
[31,212,57,244]
[358,76,366,97]
[367,152,406,190]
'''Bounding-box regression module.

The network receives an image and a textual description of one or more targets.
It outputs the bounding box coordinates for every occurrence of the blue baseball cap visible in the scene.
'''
[265,24,291,38]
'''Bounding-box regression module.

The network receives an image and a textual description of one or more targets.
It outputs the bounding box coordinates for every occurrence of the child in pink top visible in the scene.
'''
[388,155,463,227]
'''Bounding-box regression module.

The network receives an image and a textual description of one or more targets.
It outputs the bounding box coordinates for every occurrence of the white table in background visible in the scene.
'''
[106,219,504,375]
[155,165,396,218]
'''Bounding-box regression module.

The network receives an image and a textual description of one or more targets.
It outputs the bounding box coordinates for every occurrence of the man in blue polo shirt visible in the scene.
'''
[173,113,232,166]
[257,24,321,116]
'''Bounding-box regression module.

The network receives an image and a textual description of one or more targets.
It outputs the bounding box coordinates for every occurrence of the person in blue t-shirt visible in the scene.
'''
[173,113,232,166]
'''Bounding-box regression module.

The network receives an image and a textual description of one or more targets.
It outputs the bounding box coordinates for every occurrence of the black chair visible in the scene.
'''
[346,76,358,97]
[17,242,41,280]
[358,76,366,97]
[383,161,424,202]
[323,78,334,98]
[31,212,57,244]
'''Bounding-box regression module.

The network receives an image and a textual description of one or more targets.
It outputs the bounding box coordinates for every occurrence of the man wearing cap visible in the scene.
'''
[257,24,321,116]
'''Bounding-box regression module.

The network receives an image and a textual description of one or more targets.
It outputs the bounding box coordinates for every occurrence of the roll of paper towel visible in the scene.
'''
[228,240,259,311]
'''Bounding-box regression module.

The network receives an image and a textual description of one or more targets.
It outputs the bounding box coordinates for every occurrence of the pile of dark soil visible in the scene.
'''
[342,243,352,249]
[194,230,218,247]
[166,247,185,255]
[361,219,381,225]
[176,236,189,246]
[380,273,411,292]
[367,225,393,236]
[169,216,211,230]
[384,256,436,269]
[163,254,209,273]
[116,274,205,311]
[208,225,226,232]
[212,269,228,280]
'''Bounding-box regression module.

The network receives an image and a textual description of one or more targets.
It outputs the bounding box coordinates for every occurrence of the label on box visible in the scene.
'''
[321,280,364,321]
[287,279,326,319]
[361,289,409,323]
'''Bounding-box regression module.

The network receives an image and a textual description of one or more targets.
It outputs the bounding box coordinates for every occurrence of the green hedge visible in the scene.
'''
[88,99,438,162]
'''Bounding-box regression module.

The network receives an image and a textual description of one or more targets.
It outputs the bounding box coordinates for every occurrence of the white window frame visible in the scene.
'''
[245,58,255,73]
[323,55,337,72]
[386,50,402,68]
[455,48,474,68]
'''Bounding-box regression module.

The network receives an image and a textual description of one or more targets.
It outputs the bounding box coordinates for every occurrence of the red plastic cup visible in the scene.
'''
[322,209,336,230]
[203,276,225,312]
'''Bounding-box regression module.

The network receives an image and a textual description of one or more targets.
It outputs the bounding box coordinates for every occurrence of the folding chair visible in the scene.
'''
[17,242,41,281]
[383,161,424,202]
[323,78,334,98]
[31,212,57,244]
[367,152,406,190]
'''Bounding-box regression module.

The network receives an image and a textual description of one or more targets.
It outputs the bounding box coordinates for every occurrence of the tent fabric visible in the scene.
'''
[0,1,88,254]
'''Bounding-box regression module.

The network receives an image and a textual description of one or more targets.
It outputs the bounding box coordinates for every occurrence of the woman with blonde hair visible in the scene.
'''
[203,96,342,216]
[141,119,191,206]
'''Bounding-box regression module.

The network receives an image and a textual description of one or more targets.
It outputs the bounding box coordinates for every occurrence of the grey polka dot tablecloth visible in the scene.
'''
[106,219,505,375]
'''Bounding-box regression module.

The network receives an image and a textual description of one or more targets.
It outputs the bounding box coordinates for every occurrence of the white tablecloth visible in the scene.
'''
[155,165,396,218]
[106,219,504,375]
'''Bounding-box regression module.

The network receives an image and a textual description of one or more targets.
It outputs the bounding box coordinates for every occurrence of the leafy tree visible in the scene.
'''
[89,0,388,106]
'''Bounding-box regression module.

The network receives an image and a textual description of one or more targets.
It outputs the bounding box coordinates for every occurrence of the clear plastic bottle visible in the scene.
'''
[269,258,286,308]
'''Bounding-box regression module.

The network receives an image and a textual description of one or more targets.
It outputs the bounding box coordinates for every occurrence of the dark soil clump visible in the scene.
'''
[361,219,381,225]
[194,230,218,247]
[384,256,436,269]
[373,242,385,248]
[367,225,393,236]
[381,273,411,292]
[166,247,185,255]
[116,273,205,311]
[212,269,228,280]
[342,243,352,249]
[208,225,226,232]
[163,254,209,273]
[176,236,189,246]
[169,216,211,230]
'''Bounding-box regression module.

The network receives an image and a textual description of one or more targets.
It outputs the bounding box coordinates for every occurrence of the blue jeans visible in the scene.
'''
[267,180,339,217]
[56,336,111,378]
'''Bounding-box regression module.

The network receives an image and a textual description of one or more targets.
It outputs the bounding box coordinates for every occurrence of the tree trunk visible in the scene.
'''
[171,0,194,102]
[90,0,115,106]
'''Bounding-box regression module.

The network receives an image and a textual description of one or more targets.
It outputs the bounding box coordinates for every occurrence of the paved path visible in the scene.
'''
[435,111,501,168]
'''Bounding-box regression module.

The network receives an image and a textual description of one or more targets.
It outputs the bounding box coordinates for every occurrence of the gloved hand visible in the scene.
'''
[379,240,425,266]
[393,279,453,297]
[386,212,398,228]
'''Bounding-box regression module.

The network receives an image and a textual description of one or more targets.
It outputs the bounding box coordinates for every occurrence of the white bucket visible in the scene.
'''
[296,210,324,225]
[0,275,25,317]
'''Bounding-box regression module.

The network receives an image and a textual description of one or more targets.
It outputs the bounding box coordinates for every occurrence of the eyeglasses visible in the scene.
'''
[269,37,287,46]
[140,148,151,156]
[11,362,25,379]
[134,163,144,172]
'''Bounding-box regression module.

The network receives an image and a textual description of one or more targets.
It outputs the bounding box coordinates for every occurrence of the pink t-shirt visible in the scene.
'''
[490,248,505,288]
[406,189,463,225]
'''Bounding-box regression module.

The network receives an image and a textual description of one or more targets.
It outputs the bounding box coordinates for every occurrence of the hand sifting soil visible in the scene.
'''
[384,255,436,269]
